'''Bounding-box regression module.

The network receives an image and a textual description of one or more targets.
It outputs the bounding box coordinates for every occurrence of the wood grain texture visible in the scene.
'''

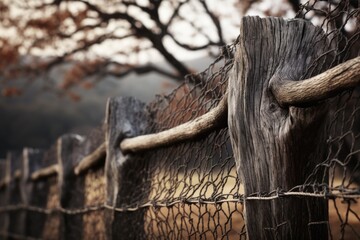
[105,96,150,239]
[31,164,59,180]
[228,16,333,239]
[57,134,85,240]
[74,142,106,175]
[22,148,47,239]
[271,56,360,107]
[120,94,227,153]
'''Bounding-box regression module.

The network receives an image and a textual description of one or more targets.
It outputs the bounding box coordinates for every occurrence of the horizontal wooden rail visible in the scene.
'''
[270,56,360,107]
[31,164,59,181]
[120,95,228,153]
[74,143,106,175]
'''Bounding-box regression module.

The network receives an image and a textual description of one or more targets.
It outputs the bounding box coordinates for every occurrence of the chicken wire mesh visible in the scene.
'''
[297,1,360,239]
[75,127,107,239]
[82,166,106,240]
[42,176,60,239]
[116,1,360,238]
[0,0,359,239]
[135,43,244,239]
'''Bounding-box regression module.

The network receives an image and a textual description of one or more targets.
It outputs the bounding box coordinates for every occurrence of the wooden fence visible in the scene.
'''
[1,16,360,239]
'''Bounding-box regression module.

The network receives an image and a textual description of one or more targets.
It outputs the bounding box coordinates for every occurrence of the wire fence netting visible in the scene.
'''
[136,54,243,239]
[0,0,359,239]
[297,1,360,238]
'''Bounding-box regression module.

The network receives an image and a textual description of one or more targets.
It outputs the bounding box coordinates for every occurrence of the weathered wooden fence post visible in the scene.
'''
[228,16,333,239]
[0,158,10,237]
[58,134,85,240]
[22,148,45,239]
[7,151,26,238]
[105,97,150,239]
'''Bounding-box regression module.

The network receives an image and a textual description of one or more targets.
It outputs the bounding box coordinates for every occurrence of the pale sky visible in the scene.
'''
[6,0,355,65]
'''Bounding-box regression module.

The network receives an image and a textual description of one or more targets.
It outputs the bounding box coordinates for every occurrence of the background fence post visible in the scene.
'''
[228,16,333,239]
[0,157,10,237]
[57,134,85,240]
[22,148,45,239]
[7,151,26,238]
[104,96,150,239]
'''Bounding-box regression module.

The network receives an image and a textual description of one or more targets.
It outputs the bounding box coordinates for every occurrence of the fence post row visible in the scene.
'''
[58,134,85,240]
[105,96,150,239]
[228,16,333,239]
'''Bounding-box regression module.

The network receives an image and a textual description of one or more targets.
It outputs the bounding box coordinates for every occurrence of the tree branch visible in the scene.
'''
[270,56,360,107]
[167,32,218,51]
[74,142,106,175]
[75,0,192,79]
[164,1,189,32]
[43,33,130,71]
[120,94,228,153]
[199,0,225,46]
[57,22,103,38]
[31,164,59,180]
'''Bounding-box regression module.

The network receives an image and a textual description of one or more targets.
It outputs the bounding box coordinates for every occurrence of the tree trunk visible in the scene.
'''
[228,16,333,239]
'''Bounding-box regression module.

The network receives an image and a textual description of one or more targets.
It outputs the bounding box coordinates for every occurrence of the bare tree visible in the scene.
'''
[0,0,241,98]
[2,0,356,100]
